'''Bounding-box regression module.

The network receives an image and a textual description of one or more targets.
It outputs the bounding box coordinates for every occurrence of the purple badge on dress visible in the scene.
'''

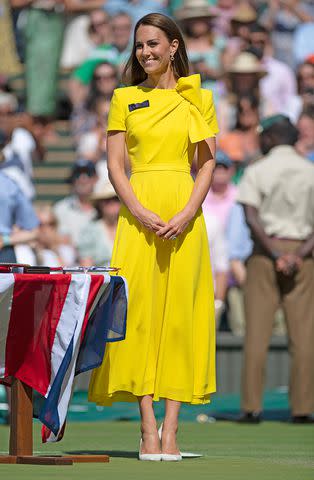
[128,100,150,112]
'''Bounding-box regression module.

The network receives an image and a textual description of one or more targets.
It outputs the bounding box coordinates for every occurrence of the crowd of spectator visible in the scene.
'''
[0,0,314,340]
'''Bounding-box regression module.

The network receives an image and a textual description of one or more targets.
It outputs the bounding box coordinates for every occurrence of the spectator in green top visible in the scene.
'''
[69,11,132,106]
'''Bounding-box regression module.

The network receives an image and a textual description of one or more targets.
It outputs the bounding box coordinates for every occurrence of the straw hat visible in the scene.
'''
[174,0,217,21]
[231,3,257,24]
[91,181,118,202]
[226,52,267,77]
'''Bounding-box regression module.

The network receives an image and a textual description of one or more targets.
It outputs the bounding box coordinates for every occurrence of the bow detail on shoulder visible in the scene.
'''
[175,74,214,143]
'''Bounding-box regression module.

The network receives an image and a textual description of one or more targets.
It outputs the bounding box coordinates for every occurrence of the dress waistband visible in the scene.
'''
[131,164,191,174]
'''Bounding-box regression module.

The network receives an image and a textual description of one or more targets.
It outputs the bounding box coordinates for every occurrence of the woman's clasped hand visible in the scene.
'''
[135,206,193,240]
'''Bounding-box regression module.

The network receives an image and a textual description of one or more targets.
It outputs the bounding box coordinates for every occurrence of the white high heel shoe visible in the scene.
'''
[158,424,203,459]
[138,437,162,461]
[158,424,182,461]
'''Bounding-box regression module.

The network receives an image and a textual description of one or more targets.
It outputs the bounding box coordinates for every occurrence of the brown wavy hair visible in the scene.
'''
[122,13,189,86]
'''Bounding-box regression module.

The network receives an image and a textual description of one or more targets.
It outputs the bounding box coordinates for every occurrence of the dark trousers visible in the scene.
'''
[242,239,314,415]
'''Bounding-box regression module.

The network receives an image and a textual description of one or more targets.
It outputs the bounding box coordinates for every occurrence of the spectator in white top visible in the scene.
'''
[3,115,52,186]
[53,159,98,247]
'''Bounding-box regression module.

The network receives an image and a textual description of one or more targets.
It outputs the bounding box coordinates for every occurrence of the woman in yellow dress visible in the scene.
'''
[88,12,218,461]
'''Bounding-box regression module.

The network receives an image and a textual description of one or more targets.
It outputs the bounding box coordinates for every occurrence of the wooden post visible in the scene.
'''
[0,377,109,465]
[9,378,33,456]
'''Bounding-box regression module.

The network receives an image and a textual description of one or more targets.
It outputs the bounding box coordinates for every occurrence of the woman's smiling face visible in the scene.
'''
[135,25,177,76]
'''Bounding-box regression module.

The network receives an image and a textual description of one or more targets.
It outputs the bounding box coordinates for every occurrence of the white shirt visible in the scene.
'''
[237,145,314,239]
[8,128,36,180]
[203,212,229,274]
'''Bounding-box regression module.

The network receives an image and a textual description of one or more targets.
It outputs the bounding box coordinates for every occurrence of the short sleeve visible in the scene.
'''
[237,166,262,209]
[107,90,126,132]
[14,187,39,230]
[201,89,219,135]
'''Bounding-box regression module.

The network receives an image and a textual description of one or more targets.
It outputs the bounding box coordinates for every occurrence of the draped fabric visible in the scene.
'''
[176,74,217,143]
[0,273,127,441]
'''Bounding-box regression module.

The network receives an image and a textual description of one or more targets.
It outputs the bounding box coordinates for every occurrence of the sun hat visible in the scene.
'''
[215,150,233,168]
[90,180,118,202]
[174,0,217,21]
[231,3,257,24]
[226,52,267,77]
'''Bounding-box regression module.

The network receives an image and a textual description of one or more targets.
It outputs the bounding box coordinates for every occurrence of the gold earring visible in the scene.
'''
[170,52,175,62]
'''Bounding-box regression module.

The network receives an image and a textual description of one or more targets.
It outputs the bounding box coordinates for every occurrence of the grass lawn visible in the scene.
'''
[0,421,313,480]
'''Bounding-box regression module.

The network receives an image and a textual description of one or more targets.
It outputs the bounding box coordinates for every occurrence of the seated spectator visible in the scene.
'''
[259,0,314,67]
[77,95,110,188]
[5,115,51,176]
[203,210,229,329]
[222,2,257,69]
[69,48,120,108]
[70,61,119,140]
[53,159,98,247]
[175,1,224,96]
[0,169,39,263]
[202,150,237,231]
[36,205,76,266]
[77,181,120,267]
[280,58,314,124]
[218,51,267,134]
[0,128,34,199]
[15,205,76,266]
[296,106,314,162]
[61,9,112,70]
[296,60,314,110]
[293,21,314,67]
[219,93,261,182]
[103,0,169,23]
[211,0,237,37]
[1,114,52,198]
[249,23,297,117]
[68,10,132,104]
[111,11,133,69]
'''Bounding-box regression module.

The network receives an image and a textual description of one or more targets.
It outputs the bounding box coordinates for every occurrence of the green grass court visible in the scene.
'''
[0,421,313,480]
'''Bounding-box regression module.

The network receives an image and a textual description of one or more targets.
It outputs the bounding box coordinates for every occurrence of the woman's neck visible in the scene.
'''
[142,68,178,90]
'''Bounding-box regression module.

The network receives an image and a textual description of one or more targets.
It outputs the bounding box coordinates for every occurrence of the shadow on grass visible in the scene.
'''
[65,450,138,459]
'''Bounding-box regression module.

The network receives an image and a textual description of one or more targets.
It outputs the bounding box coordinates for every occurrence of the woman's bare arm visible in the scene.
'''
[186,137,216,216]
[107,131,166,232]
[5,227,39,247]
[156,137,216,239]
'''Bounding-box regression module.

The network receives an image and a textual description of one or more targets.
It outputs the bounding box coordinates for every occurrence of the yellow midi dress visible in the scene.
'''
[88,74,219,405]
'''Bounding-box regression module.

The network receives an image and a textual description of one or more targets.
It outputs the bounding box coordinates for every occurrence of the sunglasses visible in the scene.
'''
[90,20,108,29]
[72,170,95,179]
[40,221,57,227]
